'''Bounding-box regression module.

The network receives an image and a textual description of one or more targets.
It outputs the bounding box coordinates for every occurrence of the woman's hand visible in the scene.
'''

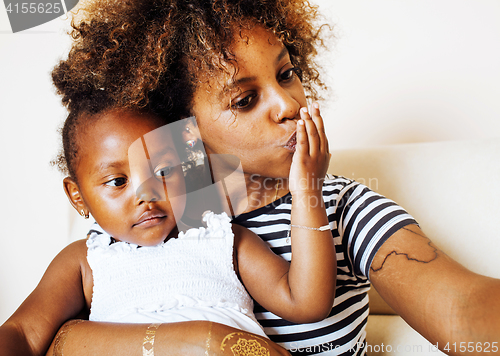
[237,102,335,323]
[289,102,330,196]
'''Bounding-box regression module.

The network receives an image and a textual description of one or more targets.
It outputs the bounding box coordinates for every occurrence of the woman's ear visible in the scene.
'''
[63,177,89,218]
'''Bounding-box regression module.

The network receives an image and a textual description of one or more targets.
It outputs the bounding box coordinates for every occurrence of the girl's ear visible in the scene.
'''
[63,177,88,218]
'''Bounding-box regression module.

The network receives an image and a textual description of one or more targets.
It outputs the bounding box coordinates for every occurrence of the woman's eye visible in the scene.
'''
[155,166,173,179]
[105,177,127,187]
[280,67,302,82]
[231,94,257,110]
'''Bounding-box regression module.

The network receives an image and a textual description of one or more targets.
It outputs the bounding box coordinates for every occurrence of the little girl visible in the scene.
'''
[0,98,335,355]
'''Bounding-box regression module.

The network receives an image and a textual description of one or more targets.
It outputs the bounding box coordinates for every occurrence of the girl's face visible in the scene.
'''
[66,110,186,246]
[191,25,308,179]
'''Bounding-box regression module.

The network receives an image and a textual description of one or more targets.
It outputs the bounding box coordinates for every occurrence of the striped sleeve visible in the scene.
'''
[335,180,418,279]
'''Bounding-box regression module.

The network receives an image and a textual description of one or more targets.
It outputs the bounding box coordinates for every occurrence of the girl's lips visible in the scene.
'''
[284,132,297,152]
[134,210,167,227]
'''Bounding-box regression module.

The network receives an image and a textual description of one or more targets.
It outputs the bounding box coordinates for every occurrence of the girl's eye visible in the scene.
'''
[231,93,257,110]
[280,67,302,82]
[105,177,127,187]
[155,166,173,179]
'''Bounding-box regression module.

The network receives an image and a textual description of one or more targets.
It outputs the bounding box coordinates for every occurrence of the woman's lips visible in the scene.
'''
[284,132,297,152]
[134,210,167,227]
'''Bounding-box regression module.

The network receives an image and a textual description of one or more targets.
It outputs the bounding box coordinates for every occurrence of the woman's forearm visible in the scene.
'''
[45,320,290,356]
[45,320,208,356]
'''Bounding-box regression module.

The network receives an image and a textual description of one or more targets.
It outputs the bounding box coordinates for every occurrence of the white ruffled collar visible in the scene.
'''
[86,211,232,253]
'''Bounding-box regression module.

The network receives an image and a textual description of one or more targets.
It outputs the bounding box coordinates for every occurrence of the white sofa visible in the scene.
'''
[328,138,500,355]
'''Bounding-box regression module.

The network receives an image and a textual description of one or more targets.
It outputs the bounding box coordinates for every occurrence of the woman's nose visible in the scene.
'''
[271,86,300,123]
[135,177,165,203]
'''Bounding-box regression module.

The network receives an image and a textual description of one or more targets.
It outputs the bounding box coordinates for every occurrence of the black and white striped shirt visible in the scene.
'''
[232,175,417,355]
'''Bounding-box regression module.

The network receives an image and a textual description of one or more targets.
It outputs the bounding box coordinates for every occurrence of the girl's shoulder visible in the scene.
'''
[60,239,93,306]
[57,239,89,260]
[56,240,92,284]
[35,239,93,309]
[54,239,92,282]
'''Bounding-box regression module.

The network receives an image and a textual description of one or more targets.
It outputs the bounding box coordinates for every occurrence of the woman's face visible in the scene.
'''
[191,25,308,179]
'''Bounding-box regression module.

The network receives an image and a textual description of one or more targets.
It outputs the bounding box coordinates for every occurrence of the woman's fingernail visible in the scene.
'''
[313,102,319,109]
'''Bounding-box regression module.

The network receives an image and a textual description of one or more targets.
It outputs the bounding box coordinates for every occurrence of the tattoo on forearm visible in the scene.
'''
[370,227,439,273]
[53,320,85,356]
[220,332,271,356]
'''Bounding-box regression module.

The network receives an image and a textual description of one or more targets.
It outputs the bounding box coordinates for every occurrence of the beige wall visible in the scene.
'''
[315,0,500,149]
[1,0,499,324]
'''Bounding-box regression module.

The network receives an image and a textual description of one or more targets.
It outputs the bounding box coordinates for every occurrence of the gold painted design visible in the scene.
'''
[221,332,271,356]
[53,319,85,356]
[205,321,213,356]
[142,323,161,356]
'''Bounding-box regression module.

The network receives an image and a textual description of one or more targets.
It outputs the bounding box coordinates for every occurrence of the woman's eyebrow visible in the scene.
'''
[223,76,257,96]
[275,46,289,65]
[220,46,290,98]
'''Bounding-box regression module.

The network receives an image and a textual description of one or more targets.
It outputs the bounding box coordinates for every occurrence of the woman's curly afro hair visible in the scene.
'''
[53,0,330,113]
[51,0,331,176]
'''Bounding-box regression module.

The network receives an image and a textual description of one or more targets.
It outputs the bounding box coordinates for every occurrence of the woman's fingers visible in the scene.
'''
[290,104,330,193]
[299,106,320,158]
[295,116,308,159]
[310,102,329,156]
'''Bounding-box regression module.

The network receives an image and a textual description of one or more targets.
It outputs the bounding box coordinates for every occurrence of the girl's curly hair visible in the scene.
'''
[52,0,330,116]
[52,0,188,118]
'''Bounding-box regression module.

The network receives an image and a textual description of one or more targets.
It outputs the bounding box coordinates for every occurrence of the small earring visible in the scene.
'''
[186,139,197,148]
[80,210,89,219]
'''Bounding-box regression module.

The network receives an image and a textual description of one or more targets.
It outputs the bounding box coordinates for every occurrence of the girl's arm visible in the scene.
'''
[0,240,89,356]
[234,103,337,323]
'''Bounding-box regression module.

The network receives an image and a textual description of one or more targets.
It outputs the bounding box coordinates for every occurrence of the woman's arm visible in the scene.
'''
[45,320,290,356]
[0,240,89,356]
[370,224,500,355]
[234,104,336,323]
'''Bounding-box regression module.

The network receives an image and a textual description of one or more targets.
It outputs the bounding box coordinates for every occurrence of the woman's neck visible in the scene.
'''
[196,155,291,216]
[240,174,289,213]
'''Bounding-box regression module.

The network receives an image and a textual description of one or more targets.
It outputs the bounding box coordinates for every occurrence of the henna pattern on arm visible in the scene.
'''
[370,226,439,273]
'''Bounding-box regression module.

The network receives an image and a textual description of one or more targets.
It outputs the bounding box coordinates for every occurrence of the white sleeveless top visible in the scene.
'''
[86,211,266,337]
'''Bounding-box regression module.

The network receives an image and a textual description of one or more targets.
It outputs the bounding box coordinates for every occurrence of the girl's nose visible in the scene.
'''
[270,86,300,123]
[135,177,165,203]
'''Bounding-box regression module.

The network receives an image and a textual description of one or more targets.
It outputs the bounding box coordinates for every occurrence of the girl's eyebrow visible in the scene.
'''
[93,161,126,175]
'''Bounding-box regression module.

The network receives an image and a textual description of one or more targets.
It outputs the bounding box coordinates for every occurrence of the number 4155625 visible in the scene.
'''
[443,342,499,353]
[5,3,62,14]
